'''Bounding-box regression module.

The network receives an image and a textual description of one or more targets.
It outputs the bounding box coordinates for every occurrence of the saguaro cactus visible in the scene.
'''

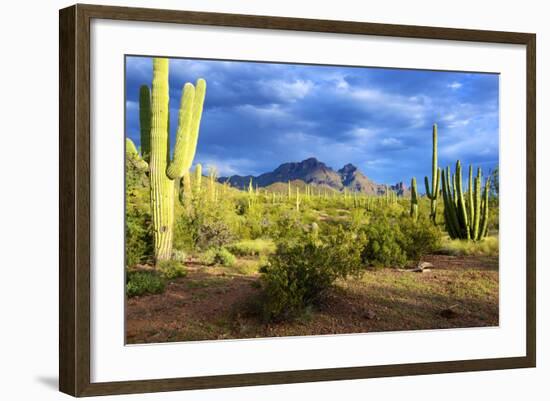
[288,180,292,201]
[441,161,491,241]
[141,58,206,261]
[194,163,202,195]
[424,124,441,223]
[410,177,418,221]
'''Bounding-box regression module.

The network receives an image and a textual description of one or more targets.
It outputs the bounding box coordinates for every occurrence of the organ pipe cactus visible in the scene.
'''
[424,124,441,223]
[410,177,418,221]
[441,161,491,241]
[141,58,206,261]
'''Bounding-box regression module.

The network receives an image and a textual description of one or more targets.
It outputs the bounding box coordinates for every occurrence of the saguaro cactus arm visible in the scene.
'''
[410,177,418,221]
[166,79,207,180]
[139,85,152,162]
[126,137,148,170]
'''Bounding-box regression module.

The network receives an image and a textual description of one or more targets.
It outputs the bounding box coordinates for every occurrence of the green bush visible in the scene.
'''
[171,249,187,262]
[125,204,153,267]
[399,215,441,261]
[126,271,165,297]
[360,213,407,267]
[199,247,236,267]
[157,260,188,280]
[196,219,235,249]
[359,211,442,267]
[226,239,276,257]
[215,247,236,266]
[125,151,153,267]
[259,228,362,321]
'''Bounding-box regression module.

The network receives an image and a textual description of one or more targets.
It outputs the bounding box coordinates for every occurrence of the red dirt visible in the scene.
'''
[126,255,498,344]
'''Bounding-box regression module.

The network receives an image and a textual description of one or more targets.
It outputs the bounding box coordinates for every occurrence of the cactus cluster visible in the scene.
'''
[441,161,491,240]
[424,124,441,223]
[137,58,206,262]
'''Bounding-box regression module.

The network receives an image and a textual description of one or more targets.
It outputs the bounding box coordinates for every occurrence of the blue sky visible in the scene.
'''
[125,56,499,185]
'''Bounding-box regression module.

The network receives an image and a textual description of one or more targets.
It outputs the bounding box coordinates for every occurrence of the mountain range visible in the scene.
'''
[218,157,409,196]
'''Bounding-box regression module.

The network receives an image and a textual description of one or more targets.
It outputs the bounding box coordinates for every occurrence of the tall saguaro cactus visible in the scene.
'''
[194,163,202,195]
[141,58,206,261]
[441,160,491,241]
[424,124,441,223]
[410,177,418,221]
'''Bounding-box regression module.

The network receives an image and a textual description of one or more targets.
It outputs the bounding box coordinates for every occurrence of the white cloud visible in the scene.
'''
[236,103,288,120]
[347,127,377,141]
[447,81,463,90]
[195,156,258,177]
[440,131,498,159]
[260,79,314,101]
[338,86,431,128]
[380,137,403,148]
[126,100,138,111]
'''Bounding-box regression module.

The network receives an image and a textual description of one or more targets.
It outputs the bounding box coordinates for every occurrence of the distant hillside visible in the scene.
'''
[219,157,409,196]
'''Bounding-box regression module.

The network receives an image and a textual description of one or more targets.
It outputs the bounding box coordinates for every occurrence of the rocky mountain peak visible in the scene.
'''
[219,158,409,196]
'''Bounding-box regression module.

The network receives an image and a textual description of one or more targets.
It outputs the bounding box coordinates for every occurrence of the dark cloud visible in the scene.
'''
[125,56,499,184]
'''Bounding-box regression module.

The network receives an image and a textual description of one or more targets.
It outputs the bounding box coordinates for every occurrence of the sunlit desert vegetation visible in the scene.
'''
[125,58,499,344]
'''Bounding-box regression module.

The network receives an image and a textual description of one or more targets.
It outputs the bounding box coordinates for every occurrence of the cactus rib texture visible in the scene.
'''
[441,161,491,241]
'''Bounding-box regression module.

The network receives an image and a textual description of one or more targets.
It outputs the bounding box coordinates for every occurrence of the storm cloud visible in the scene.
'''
[125,56,499,185]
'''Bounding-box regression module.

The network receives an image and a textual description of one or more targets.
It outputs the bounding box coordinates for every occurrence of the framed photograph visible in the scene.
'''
[59,4,536,397]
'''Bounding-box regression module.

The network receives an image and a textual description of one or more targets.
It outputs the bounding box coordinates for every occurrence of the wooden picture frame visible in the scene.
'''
[59,3,536,397]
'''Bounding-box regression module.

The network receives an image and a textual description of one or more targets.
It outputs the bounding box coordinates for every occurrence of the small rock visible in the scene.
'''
[417,261,434,269]
[411,267,431,273]
[440,308,459,319]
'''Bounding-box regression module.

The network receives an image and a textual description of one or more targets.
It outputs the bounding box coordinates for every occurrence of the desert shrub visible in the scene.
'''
[243,205,269,239]
[360,213,407,267]
[173,215,197,252]
[157,260,187,280]
[439,235,499,256]
[259,228,362,321]
[196,219,235,249]
[399,216,441,261]
[226,239,276,257]
[125,151,153,267]
[215,247,236,266]
[199,247,236,267]
[267,209,304,241]
[171,249,187,262]
[126,271,165,297]
[125,206,153,267]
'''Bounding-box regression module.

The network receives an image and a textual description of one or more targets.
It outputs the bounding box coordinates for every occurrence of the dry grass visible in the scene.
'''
[439,235,499,257]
